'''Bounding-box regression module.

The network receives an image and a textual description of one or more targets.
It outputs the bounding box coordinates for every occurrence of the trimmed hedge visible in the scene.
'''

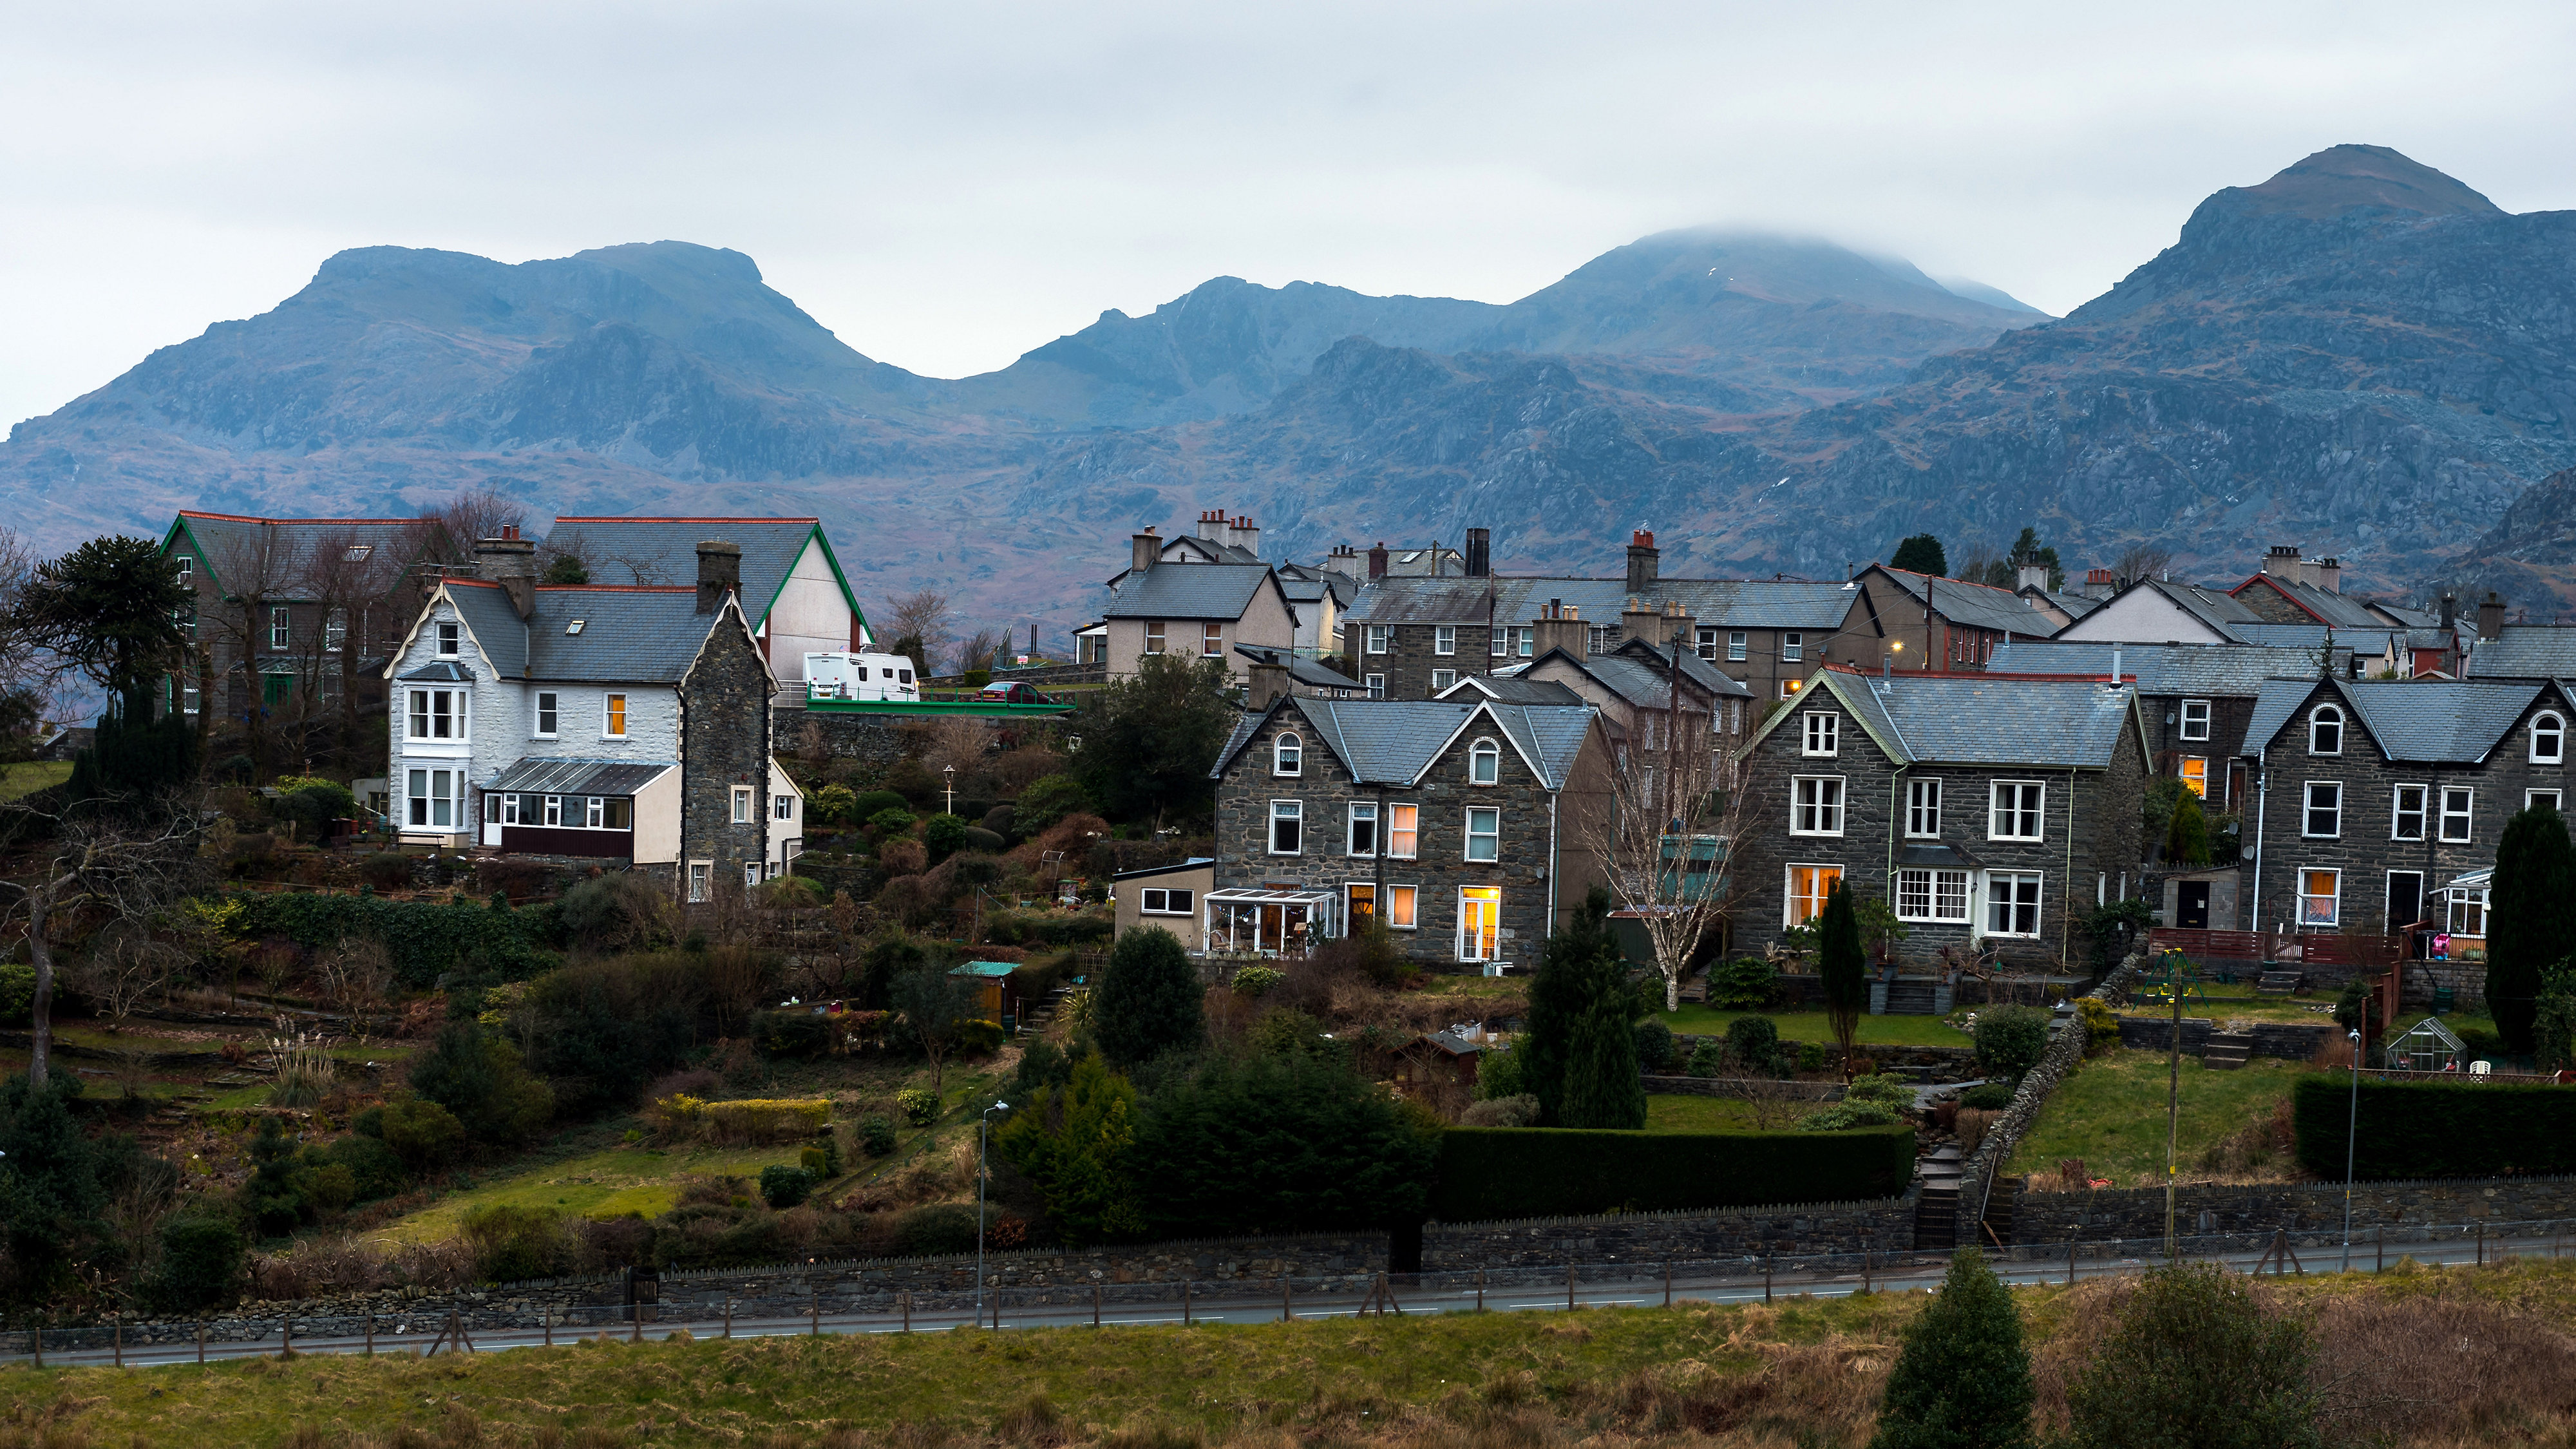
[223,891,557,985]
[1430,1124,1915,1222]
[2293,1076,2576,1180]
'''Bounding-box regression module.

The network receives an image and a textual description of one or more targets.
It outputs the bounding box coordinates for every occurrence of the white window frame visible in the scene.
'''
[1386,802,1418,859]
[1784,864,1841,928]
[1347,801,1378,857]
[1782,632,1803,663]
[1895,867,1973,923]
[2180,757,2207,797]
[2302,781,2343,839]
[687,861,712,903]
[2297,867,2340,929]
[1468,737,1501,785]
[2439,786,2474,844]
[1727,630,1747,662]
[2535,711,2567,765]
[405,767,462,830]
[323,607,346,654]
[1457,887,1502,962]
[1385,883,1417,931]
[1987,781,2044,842]
[1984,871,2043,938]
[1268,799,1303,855]
[1464,806,1500,862]
[1365,625,1392,656]
[2530,789,2565,815]
[1802,712,1839,757]
[534,692,560,739]
[1790,775,1846,837]
[1905,777,1942,838]
[175,554,192,583]
[1433,625,1456,656]
[2179,698,2211,742]
[773,793,795,821]
[2392,782,2427,841]
[1695,625,1718,660]
[1139,886,1193,916]
[1144,621,1166,654]
[1273,731,1302,777]
[1201,621,1223,657]
[544,795,564,828]
[1779,678,1799,700]
[436,621,460,658]
[2309,704,2344,755]
[269,605,290,650]
[1430,668,1457,694]
[732,786,753,824]
[603,692,628,739]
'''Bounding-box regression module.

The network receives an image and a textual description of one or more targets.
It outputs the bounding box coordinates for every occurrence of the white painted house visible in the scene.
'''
[544,516,869,697]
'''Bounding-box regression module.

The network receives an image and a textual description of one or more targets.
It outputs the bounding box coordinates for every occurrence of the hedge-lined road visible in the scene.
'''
[15,1228,2553,1370]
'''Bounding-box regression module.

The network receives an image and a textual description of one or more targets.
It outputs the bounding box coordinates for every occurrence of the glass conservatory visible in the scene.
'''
[1202,887,1338,957]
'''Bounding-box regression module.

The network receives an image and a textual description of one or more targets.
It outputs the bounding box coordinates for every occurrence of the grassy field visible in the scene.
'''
[1651,1006,1971,1048]
[1640,1094,1770,1132]
[368,1139,813,1243]
[5,1260,2576,1447]
[0,759,71,801]
[2003,1048,2319,1187]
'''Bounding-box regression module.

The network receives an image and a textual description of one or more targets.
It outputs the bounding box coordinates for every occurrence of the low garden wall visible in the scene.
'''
[2116,1016,2334,1059]
[1952,949,2150,1236]
[2000,1174,2576,1244]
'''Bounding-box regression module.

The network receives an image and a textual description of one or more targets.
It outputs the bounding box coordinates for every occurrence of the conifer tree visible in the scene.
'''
[1819,880,1868,1077]
[1091,925,1204,1067]
[1522,888,1627,1124]
[2488,805,2573,1054]
[1891,535,1948,577]
[1869,1248,2035,1449]
[1559,992,1647,1129]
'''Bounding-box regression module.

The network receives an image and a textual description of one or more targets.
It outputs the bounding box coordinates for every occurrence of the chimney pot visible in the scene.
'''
[1625,529,1660,592]
[1367,542,1388,580]
[695,539,742,616]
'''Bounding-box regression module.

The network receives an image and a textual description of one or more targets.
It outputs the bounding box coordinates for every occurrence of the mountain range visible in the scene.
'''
[8,142,2575,634]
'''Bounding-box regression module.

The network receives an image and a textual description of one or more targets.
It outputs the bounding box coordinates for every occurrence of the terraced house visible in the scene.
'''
[1205,696,1613,970]
[2237,676,2576,961]
[1732,668,2152,967]
[384,531,799,898]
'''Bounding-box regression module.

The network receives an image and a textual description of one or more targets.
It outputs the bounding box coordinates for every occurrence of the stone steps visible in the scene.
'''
[2205,1031,2254,1070]
[1882,983,1939,1016]
[2256,970,2304,996]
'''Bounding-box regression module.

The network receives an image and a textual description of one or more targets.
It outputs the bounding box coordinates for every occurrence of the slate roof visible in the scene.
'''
[438,579,753,685]
[1347,576,1858,630]
[1611,638,1754,697]
[1233,645,1365,691]
[1438,676,1587,705]
[1867,566,2050,634]
[1104,564,1285,622]
[484,758,676,795]
[545,516,853,631]
[2233,574,2391,630]
[2240,678,2550,762]
[2470,626,2576,679]
[1213,699,1597,789]
[1762,670,2143,769]
[1986,641,2351,696]
[1111,857,1215,882]
[2224,623,2347,650]
[2026,587,2104,620]
[166,512,446,601]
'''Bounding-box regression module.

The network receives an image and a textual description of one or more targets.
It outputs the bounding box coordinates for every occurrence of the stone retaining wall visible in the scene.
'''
[2116,1016,2335,1060]
[1953,951,2150,1235]
[2002,1175,2576,1244]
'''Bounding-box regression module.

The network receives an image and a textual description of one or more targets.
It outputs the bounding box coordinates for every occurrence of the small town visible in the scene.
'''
[5,7,2576,1447]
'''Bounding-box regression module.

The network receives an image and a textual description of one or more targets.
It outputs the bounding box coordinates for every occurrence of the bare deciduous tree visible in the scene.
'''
[0,800,206,1085]
[71,920,187,1030]
[312,935,395,1019]
[887,588,954,669]
[952,627,1003,677]
[1589,689,1751,1012]
[2112,544,2176,589]
[435,487,527,558]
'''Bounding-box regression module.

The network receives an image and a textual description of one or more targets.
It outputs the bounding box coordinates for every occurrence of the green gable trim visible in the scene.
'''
[162,515,225,598]
[750,523,872,645]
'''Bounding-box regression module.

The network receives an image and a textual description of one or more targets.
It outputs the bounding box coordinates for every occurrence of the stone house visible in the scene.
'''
[384,533,799,897]
[1095,531,1299,685]
[1499,636,1756,778]
[2237,676,2576,958]
[1731,667,2153,968]
[1843,564,2055,674]
[1340,527,1862,704]
[158,510,460,728]
[542,515,870,701]
[1206,695,1614,970]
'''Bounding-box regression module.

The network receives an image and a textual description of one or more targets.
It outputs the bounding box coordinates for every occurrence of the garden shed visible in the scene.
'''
[2382,1015,2465,1072]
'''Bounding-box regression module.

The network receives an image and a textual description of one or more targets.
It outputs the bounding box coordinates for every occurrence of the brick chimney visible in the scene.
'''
[1625,529,1660,593]
[2439,592,2459,630]
[1197,509,1224,541]
[2264,544,2302,582]
[2084,567,2116,599]
[1131,528,1160,576]
[2478,591,2507,641]
[2315,557,2342,594]
[1531,599,1587,658]
[1660,598,1697,655]
[695,540,741,616]
[1465,527,1490,579]
[476,523,537,620]
[1367,542,1388,580]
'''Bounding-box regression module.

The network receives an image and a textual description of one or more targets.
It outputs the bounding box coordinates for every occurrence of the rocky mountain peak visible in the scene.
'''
[2226,144,2503,222]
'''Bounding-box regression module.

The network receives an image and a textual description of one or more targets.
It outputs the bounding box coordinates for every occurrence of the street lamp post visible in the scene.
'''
[2342,1027,2362,1271]
[943,765,957,818]
[977,1101,1009,1324]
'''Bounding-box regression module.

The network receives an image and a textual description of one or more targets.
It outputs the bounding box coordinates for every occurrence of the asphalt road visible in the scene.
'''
[16,1229,2559,1371]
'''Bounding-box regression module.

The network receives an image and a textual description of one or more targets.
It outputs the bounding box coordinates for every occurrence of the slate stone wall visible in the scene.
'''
[2002,1175,2576,1245]
[680,605,773,889]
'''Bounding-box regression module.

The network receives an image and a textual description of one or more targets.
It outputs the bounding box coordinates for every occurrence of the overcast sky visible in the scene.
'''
[5,1,2574,429]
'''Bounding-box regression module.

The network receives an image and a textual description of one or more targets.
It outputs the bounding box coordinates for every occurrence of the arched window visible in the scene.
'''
[1469,737,1501,785]
[2309,705,2344,756]
[2535,712,2566,765]
[1273,732,1302,777]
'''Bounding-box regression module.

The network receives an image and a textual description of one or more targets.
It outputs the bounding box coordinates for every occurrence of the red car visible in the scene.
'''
[979,680,1050,705]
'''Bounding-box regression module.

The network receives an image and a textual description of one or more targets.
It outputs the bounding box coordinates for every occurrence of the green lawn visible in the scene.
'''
[2004,1048,2318,1188]
[1641,1094,1770,1132]
[1651,1006,1971,1048]
[368,1139,811,1243]
[0,760,70,801]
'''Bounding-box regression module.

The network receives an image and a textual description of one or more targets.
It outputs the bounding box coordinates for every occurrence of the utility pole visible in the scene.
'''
[2164,956,2182,1259]
[2342,1027,2362,1271]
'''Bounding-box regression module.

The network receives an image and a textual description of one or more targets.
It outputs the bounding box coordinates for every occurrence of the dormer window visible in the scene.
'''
[2309,705,2344,755]
[1803,712,1839,757]
[1273,732,1302,777]
[1469,737,1501,785]
[2535,711,2566,765]
[437,621,460,658]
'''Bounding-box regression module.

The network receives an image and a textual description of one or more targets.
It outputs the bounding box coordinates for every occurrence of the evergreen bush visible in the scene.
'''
[1974,1005,2050,1081]
[1868,1247,2034,1449]
[2063,1262,2322,1448]
[1090,925,1203,1067]
[2489,806,2574,1054]
[145,1218,244,1312]
[1710,956,1779,1010]
[1725,1015,1783,1074]
[759,1164,815,1209]
[1433,1123,1913,1220]
[1632,1018,1676,1073]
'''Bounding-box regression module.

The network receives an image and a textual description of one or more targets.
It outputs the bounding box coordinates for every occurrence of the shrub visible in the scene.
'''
[410,1023,553,1146]
[656,1095,833,1144]
[315,1133,409,1202]
[1958,1081,2014,1111]
[1561,992,1645,1129]
[274,779,357,833]
[1522,891,1632,1126]
[1013,775,1092,835]
[1725,1015,1783,1074]
[1633,1018,1676,1072]
[1459,1094,1540,1127]
[1473,1046,1526,1100]
[995,1054,1146,1244]
[858,1117,898,1156]
[962,826,1006,853]
[952,1018,1006,1055]
[1870,1248,2035,1449]
[896,1087,938,1125]
[2076,997,2121,1056]
[1433,1123,1914,1220]
[556,872,676,953]
[923,813,970,860]
[1091,925,1203,1067]
[1132,1052,1441,1237]
[1797,1041,1828,1073]
[1685,1039,1725,1077]
[813,783,857,825]
[1974,1005,2050,1081]
[0,961,33,1027]
[1710,956,1779,1010]
[754,1009,835,1058]
[359,1096,468,1171]
[360,853,413,890]
[461,1204,570,1283]
[1230,965,1285,998]
[2292,1076,2576,1178]
[895,1202,985,1256]
[759,1164,815,1209]
[853,789,907,821]
[866,806,919,837]
[146,1217,245,1311]
[2063,1262,2322,1448]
